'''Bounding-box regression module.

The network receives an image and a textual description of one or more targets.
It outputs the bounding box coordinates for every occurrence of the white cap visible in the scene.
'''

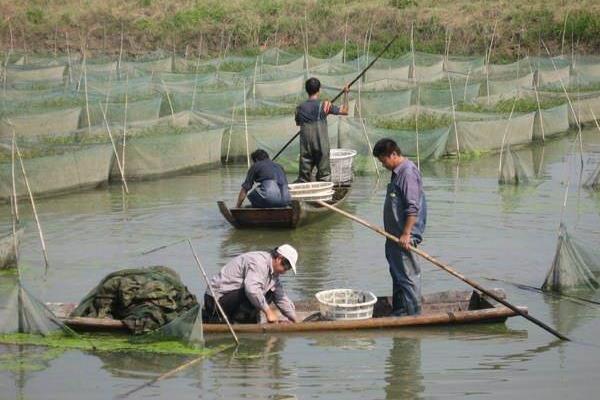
[276,244,298,275]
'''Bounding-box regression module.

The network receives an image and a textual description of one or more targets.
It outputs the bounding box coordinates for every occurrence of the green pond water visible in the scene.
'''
[1,129,600,399]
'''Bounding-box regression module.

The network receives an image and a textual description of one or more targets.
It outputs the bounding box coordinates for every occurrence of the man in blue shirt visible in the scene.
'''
[295,77,349,182]
[373,138,427,316]
[236,149,291,208]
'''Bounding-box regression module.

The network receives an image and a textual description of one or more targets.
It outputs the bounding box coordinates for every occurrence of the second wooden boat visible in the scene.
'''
[217,184,351,229]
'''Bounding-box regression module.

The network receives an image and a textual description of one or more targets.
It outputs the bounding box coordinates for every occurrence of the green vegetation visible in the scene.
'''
[374,113,452,130]
[0,346,64,373]
[1,1,599,61]
[0,332,233,356]
[457,96,566,113]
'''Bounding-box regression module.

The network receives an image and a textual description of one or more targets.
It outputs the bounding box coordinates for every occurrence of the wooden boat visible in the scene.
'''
[217,184,351,229]
[0,228,23,269]
[48,289,526,334]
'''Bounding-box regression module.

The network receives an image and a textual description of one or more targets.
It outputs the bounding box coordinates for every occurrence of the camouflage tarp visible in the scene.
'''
[70,266,198,335]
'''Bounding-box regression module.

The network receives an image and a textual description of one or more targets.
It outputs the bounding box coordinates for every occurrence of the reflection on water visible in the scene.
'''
[1,130,600,399]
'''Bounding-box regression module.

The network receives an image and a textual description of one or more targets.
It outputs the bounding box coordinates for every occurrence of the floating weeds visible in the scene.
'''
[0,332,214,356]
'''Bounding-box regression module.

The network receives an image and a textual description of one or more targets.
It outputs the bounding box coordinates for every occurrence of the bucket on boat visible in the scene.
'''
[330,149,357,184]
[315,288,377,320]
[288,182,334,201]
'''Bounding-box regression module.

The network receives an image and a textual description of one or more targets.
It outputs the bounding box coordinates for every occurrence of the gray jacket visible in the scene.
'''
[208,251,296,320]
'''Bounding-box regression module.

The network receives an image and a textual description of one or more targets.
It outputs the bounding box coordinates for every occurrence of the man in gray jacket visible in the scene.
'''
[203,244,298,324]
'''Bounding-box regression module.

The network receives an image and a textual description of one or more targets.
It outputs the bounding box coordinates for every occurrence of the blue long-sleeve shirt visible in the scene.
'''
[383,159,427,244]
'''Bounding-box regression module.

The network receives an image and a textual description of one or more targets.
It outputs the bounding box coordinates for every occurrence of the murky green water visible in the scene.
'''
[2,130,600,399]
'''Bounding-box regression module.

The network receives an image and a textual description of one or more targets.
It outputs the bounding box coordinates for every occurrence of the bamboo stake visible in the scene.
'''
[541,39,583,169]
[11,129,19,222]
[187,240,239,345]
[10,125,50,273]
[410,22,416,81]
[122,73,129,177]
[561,11,570,57]
[99,104,129,193]
[160,78,176,122]
[415,86,421,169]
[243,80,250,168]
[65,32,73,86]
[357,79,380,177]
[528,57,545,141]
[117,24,124,79]
[463,67,471,102]
[447,71,460,159]
[252,56,258,104]
[343,10,349,64]
[190,43,202,112]
[83,52,92,135]
[497,100,517,176]
[315,201,570,341]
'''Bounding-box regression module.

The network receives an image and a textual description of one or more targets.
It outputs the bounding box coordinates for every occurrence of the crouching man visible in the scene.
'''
[203,244,298,324]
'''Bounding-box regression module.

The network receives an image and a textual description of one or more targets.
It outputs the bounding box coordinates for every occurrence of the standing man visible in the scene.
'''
[236,149,291,208]
[203,244,298,324]
[295,77,349,182]
[373,138,427,316]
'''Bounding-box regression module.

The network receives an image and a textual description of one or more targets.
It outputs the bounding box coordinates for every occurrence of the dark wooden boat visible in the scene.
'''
[217,184,351,229]
[48,289,526,335]
[0,228,23,269]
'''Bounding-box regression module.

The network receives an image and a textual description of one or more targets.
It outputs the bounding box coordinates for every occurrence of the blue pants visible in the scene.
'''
[385,240,422,316]
[248,180,290,208]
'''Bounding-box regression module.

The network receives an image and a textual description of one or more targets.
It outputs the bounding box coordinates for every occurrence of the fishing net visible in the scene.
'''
[80,97,162,127]
[0,279,76,336]
[533,104,570,140]
[498,144,534,185]
[584,160,600,191]
[109,127,224,180]
[71,266,199,336]
[446,112,535,154]
[542,224,600,293]
[0,143,113,201]
[130,305,203,346]
[0,107,82,138]
[356,90,413,116]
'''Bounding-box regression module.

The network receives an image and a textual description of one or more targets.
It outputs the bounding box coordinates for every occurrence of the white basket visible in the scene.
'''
[330,149,357,184]
[290,189,334,201]
[288,182,334,194]
[315,289,377,321]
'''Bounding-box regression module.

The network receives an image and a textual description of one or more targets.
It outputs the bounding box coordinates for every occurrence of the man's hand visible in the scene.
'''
[264,307,279,323]
[398,233,412,251]
[323,100,332,114]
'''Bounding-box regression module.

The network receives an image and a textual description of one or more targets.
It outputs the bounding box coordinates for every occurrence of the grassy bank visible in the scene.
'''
[1,1,600,62]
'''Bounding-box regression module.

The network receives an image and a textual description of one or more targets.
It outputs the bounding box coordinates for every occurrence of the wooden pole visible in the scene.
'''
[190,42,202,112]
[10,126,50,273]
[561,11,570,57]
[83,52,92,135]
[65,32,73,86]
[447,71,461,159]
[187,240,239,345]
[160,78,176,122]
[541,39,583,169]
[243,80,250,168]
[357,79,380,177]
[415,85,421,169]
[314,200,570,341]
[11,129,19,222]
[528,57,545,141]
[99,103,129,193]
[117,24,124,79]
[497,100,517,176]
[122,73,129,177]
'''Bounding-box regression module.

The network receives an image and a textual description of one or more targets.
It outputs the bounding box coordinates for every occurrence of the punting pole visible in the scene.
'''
[315,200,570,341]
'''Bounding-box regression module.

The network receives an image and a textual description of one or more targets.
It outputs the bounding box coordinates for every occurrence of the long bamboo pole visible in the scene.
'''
[415,86,421,169]
[122,73,129,178]
[357,79,380,178]
[315,200,570,341]
[497,100,517,177]
[160,78,176,123]
[11,126,50,273]
[187,240,239,345]
[65,32,73,86]
[83,52,92,135]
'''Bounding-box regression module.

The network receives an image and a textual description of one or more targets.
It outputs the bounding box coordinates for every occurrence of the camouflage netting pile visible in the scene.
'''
[71,266,199,335]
